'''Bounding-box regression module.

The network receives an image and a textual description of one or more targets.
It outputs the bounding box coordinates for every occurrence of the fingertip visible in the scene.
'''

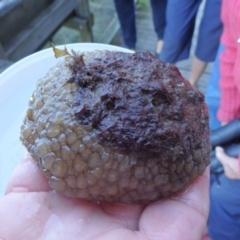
[215,146,226,161]
[215,146,224,153]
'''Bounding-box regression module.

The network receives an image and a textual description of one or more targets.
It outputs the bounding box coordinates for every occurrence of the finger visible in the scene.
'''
[176,166,209,217]
[5,152,50,194]
[215,146,237,165]
[0,192,50,240]
[139,168,209,240]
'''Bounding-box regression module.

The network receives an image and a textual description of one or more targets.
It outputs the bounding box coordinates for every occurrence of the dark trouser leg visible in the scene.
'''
[113,0,136,49]
[159,0,201,63]
[195,0,223,62]
[208,174,240,240]
[150,0,167,40]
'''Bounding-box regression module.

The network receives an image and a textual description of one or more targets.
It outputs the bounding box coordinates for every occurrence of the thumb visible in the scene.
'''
[215,146,235,165]
[5,152,50,195]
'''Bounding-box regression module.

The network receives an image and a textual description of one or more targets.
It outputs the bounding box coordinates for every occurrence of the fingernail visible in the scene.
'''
[215,146,222,152]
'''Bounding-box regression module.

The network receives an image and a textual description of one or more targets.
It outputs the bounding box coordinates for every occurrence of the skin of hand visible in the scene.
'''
[215,146,240,179]
[0,153,209,240]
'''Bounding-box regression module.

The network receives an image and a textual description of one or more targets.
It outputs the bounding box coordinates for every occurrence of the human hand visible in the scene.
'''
[215,146,240,179]
[0,153,209,240]
[221,122,228,126]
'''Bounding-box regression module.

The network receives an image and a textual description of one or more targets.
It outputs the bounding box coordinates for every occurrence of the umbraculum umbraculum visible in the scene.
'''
[20,50,211,204]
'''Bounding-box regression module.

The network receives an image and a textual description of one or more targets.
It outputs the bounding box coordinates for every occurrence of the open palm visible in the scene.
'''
[0,154,209,240]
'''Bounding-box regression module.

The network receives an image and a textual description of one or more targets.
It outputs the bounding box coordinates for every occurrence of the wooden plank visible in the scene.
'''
[64,17,93,42]
[64,17,87,30]
[75,0,94,26]
[0,0,54,47]
[5,0,80,61]
[0,0,21,18]
[89,2,120,44]
[96,14,119,44]
[74,0,94,41]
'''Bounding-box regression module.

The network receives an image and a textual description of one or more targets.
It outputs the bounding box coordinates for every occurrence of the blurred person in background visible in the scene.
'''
[207,0,240,239]
[159,0,222,86]
[114,0,167,55]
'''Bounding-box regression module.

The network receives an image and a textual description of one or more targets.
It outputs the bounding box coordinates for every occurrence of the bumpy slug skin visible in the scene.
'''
[20,49,211,204]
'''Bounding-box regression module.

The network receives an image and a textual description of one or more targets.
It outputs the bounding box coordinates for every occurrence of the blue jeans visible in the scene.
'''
[208,174,240,240]
[159,0,222,63]
[114,0,167,49]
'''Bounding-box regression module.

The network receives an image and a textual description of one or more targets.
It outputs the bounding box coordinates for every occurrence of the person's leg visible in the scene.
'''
[156,40,164,55]
[150,0,167,54]
[189,56,208,85]
[113,0,136,49]
[190,0,223,85]
[205,44,225,130]
[159,0,202,63]
[208,174,240,240]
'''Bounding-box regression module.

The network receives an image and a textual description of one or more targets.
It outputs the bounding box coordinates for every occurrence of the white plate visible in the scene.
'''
[0,43,132,197]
